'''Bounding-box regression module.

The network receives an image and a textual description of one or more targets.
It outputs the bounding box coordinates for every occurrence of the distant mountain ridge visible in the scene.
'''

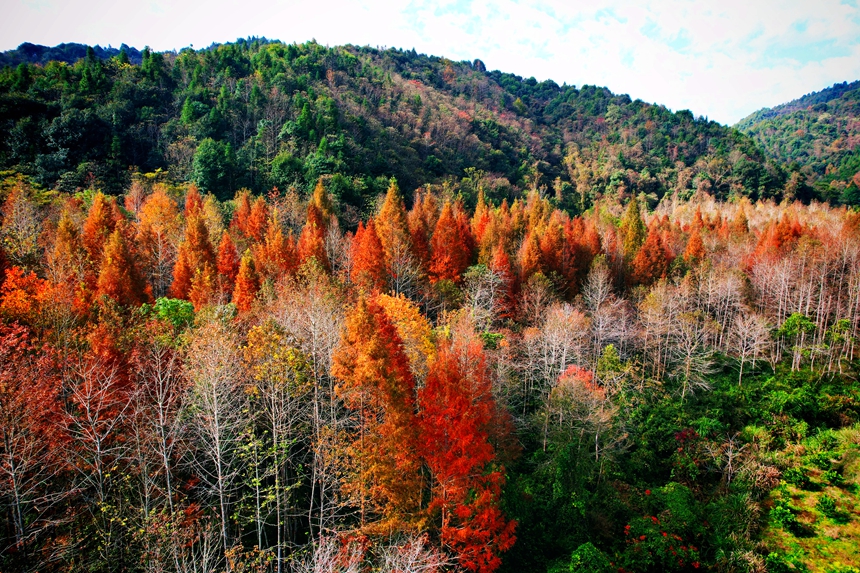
[0,38,831,209]
[736,80,860,129]
[0,42,144,67]
[735,80,860,203]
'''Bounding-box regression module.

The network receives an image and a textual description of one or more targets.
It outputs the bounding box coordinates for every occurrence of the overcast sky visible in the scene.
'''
[3,0,859,125]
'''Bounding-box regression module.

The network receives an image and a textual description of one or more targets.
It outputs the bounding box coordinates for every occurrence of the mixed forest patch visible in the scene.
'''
[0,38,859,573]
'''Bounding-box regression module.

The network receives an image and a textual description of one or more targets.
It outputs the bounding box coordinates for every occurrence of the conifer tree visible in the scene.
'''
[232,250,259,312]
[297,204,330,271]
[184,184,204,219]
[631,224,672,286]
[331,297,423,535]
[618,198,647,261]
[375,180,413,273]
[96,226,150,306]
[351,219,387,293]
[216,231,240,294]
[430,202,472,283]
[683,227,706,266]
[419,340,516,573]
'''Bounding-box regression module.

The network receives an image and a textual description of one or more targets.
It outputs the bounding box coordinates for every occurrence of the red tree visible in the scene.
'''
[216,230,240,294]
[331,297,423,534]
[631,224,673,286]
[351,219,387,293]
[96,226,151,306]
[419,340,516,573]
[430,202,472,283]
[232,250,260,312]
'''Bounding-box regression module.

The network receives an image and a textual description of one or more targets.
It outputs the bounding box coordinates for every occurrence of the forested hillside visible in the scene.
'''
[737,81,860,204]
[1,38,860,573]
[1,168,859,572]
[0,38,796,218]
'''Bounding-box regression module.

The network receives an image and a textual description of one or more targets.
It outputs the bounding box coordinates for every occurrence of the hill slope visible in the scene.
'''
[736,80,860,204]
[0,39,791,211]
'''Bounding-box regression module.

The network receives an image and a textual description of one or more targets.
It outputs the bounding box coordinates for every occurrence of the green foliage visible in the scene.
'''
[737,80,860,202]
[568,542,613,573]
[152,297,194,328]
[0,39,792,208]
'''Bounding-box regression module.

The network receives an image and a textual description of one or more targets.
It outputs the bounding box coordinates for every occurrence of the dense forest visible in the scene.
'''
[737,81,860,205]
[0,38,813,218]
[0,39,859,573]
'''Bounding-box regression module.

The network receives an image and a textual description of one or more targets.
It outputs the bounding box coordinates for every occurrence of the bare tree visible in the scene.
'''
[378,535,450,573]
[184,319,247,560]
[729,312,772,385]
[668,311,719,401]
[463,264,504,331]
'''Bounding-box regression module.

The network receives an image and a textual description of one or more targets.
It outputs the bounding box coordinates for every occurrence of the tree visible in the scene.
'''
[331,297,423,535]
[171,215,216,300]
[243,322,312,568]
[0,181,41,269]
[81,192,121,266]
[185,319,247,559]
[730,312,772,385]
[192,138,236,200]
[232,250,260,313]
[137,186,181,298]
[618,198,646,262]
[351,220,387,293]
[0,324,66,568]
[430,202,472,283]
[216,231,240,295]
[298,204,330,272]
[96,226,150,306]
[419,340,516,573]
[683,227,705,267]
[631,225,672,286]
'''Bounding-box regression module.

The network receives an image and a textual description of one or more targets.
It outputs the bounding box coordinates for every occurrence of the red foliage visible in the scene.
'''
[351,219,387,293]
[631,224,673,286]
[232,250,260,312]
[430,202,473,283]
[297,203,330,271]
[216,231,240,294]
[419,341,516,573]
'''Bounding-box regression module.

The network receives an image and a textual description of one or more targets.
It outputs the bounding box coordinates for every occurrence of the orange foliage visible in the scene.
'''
[684,227,706,266]
[231,189,253,237]
[184,184,204,219]
[0,266,50,321]
[419,341,516,573]
[232,250,259,312]
[351,219,387,293]
[246,196,269,243]
[631,224,672,286]
[81,192,122,264]
[332,297,423,534]
[96,226,151,306]
[297,204,329,271]
[430,202,473,283]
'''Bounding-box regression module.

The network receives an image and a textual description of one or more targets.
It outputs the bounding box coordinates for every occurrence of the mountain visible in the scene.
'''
[0,39,792,213]
[736,80,860,204]
[0,42,144,67]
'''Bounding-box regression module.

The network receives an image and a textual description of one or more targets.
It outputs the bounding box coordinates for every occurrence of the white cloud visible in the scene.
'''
[1,0,858,124]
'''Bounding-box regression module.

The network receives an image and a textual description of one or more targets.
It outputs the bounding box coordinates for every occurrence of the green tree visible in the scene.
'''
[192,138,236,200]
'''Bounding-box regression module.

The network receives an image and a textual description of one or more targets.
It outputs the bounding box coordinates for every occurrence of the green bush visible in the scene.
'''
[816,494,838,518]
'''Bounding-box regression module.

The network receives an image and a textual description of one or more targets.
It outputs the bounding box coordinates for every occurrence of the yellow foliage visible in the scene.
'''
[376,293,436,381]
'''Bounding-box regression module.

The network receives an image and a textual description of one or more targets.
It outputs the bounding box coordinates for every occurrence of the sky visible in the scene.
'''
[2,0,859,125]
